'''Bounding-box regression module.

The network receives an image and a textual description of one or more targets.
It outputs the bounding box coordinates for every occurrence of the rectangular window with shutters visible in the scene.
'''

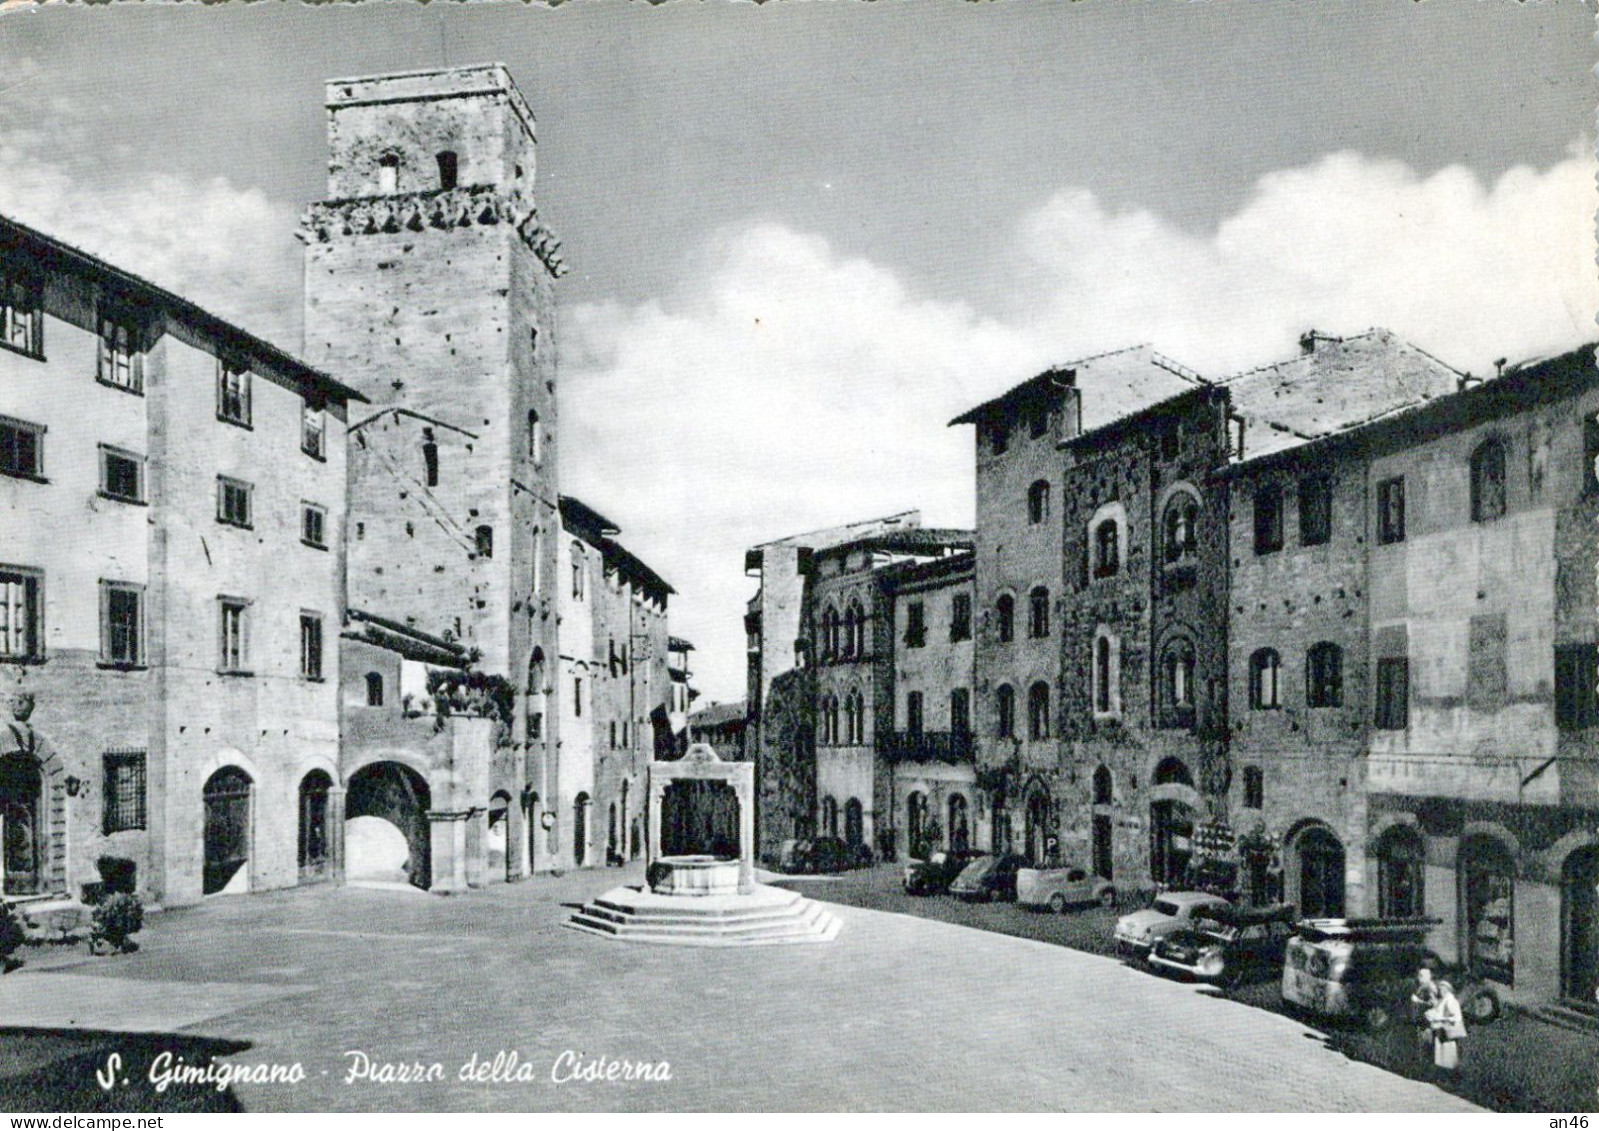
[100,581,145,668]
[218,597,250,674]
[302,401,325,459]
[99,445,145,503]
[102,750,147,834]
[0,272,43,359]
[0,415,44,481]
[300,612,323,681]
[1555,644,1599,731]
[217,476,252,528]
[1375,657,1409,730]
[950,593,972,642]
[0,567,43,662]
[301,503,327,549]
[950,688,970,735]
[1253,483,1283,554]
[216,360,252,427]
[904,602,926,648]
[97,312,145,394]
[1377,477,1406,545]
[1299,474,1333,547]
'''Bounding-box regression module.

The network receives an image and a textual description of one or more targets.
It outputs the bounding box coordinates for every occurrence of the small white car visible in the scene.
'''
[1016,865,1116,913]
[1114,891,1232,956]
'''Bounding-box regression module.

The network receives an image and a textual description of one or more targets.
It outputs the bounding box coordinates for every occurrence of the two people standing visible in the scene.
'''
[1411,964,1467,1072]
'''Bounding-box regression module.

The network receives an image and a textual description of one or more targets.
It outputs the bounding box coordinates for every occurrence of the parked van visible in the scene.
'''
[1280,917,1502,1031]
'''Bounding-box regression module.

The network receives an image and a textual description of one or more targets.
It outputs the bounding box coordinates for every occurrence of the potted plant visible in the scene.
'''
[89,892,144,955]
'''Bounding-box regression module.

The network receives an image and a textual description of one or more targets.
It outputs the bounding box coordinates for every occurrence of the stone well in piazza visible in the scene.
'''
[567,744,839,946]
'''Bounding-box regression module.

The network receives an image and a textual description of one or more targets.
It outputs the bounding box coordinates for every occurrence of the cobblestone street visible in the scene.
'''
[0,867,1484,1112]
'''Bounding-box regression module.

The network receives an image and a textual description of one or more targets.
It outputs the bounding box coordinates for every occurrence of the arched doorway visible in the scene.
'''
[1562,845,1599,1004]
[947,793,970,853]
[1375,824,1425,918]
[844,798,864,848]
[202,766,253,896]
[1024,784,1052,864]
[345,760,432,889]
[907,791,928,859]
[573,792,590,866]
[1294,825,1346,919]
[0,752,41,896]
[487,790,511,875]
[1460,833,1515,985]
[1149,800,1195,886]
[297,770,333,884]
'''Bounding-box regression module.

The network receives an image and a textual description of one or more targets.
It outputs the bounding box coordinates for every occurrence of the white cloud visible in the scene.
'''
[0,107,301,351]
[566,146,1598,700]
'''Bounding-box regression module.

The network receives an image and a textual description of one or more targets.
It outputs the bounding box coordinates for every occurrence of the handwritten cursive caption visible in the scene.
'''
[95,1049,672,1091]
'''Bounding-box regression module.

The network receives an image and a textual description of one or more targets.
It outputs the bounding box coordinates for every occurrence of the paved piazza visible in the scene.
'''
[0,867,1478,1112]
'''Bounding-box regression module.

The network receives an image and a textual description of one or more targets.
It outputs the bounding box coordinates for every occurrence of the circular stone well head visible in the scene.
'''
[647,854,742,896]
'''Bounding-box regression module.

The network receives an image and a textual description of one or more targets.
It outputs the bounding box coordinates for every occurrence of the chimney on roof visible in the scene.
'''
[1457,372,1483,392]
[1494,358,1507,379]
[1299,330,1318,355]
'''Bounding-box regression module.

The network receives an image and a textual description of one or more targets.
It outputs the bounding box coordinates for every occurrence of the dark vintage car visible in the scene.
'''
[1146,903,1297,987]
[902,849,987,896]
[790,836,872,875]
[949,853,1032,902]
[1281,918,1503,1031]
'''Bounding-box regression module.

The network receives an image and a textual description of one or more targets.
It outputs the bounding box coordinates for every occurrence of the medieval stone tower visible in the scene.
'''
[299,65,564,873]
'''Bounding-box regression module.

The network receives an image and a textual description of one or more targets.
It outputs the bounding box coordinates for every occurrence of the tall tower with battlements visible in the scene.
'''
[299,65,563,878]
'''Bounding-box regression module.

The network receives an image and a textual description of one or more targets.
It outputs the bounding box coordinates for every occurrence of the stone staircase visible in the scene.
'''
[7,895,92,944]
[567,883,841,947]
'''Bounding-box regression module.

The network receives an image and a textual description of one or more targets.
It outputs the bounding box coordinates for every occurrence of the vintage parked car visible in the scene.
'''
[1114,891,1233,956]
[949,853,1032,902]
[1016,864,1116,913]
[1146,903,1297,987]
[789,836,871,875]
[1281,917,1503,1031]
[903,850,987,896]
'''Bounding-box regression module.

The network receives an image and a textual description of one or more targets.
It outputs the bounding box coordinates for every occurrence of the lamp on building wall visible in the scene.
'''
[540,810,556,831]
[64,775,83,798]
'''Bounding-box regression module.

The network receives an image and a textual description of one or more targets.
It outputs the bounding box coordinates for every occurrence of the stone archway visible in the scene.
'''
[1460,832,1515,986]
[202,766,253,896]
[346,760,432,889]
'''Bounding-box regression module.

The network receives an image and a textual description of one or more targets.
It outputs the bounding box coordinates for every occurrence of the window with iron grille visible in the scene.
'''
[302,401,326,459]
[0,273,42,359]
[0,415,44,480]
[100,581,144,667]
[102,750,147,834]
[218,597,249,674]
[300,612,323,681]
[99,445,144,503]
[0,567,42,661]
[1375,657,1409,730]
[1377,477,1406,545]
[301,503,327,549]
[1299,474,1332,546]
[216,360,252,427]
[97,312,144,394]
[217,476,252,528]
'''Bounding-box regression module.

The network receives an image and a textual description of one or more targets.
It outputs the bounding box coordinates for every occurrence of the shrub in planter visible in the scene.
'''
[90,893,144,955]
[97,856,137,896]
[0,903,25,972]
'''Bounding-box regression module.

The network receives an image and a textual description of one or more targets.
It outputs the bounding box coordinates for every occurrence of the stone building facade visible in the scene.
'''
[1361,345,1599,1010]
[0,215,360,908]
[951,347,1195,863]
[883,553,977,862]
